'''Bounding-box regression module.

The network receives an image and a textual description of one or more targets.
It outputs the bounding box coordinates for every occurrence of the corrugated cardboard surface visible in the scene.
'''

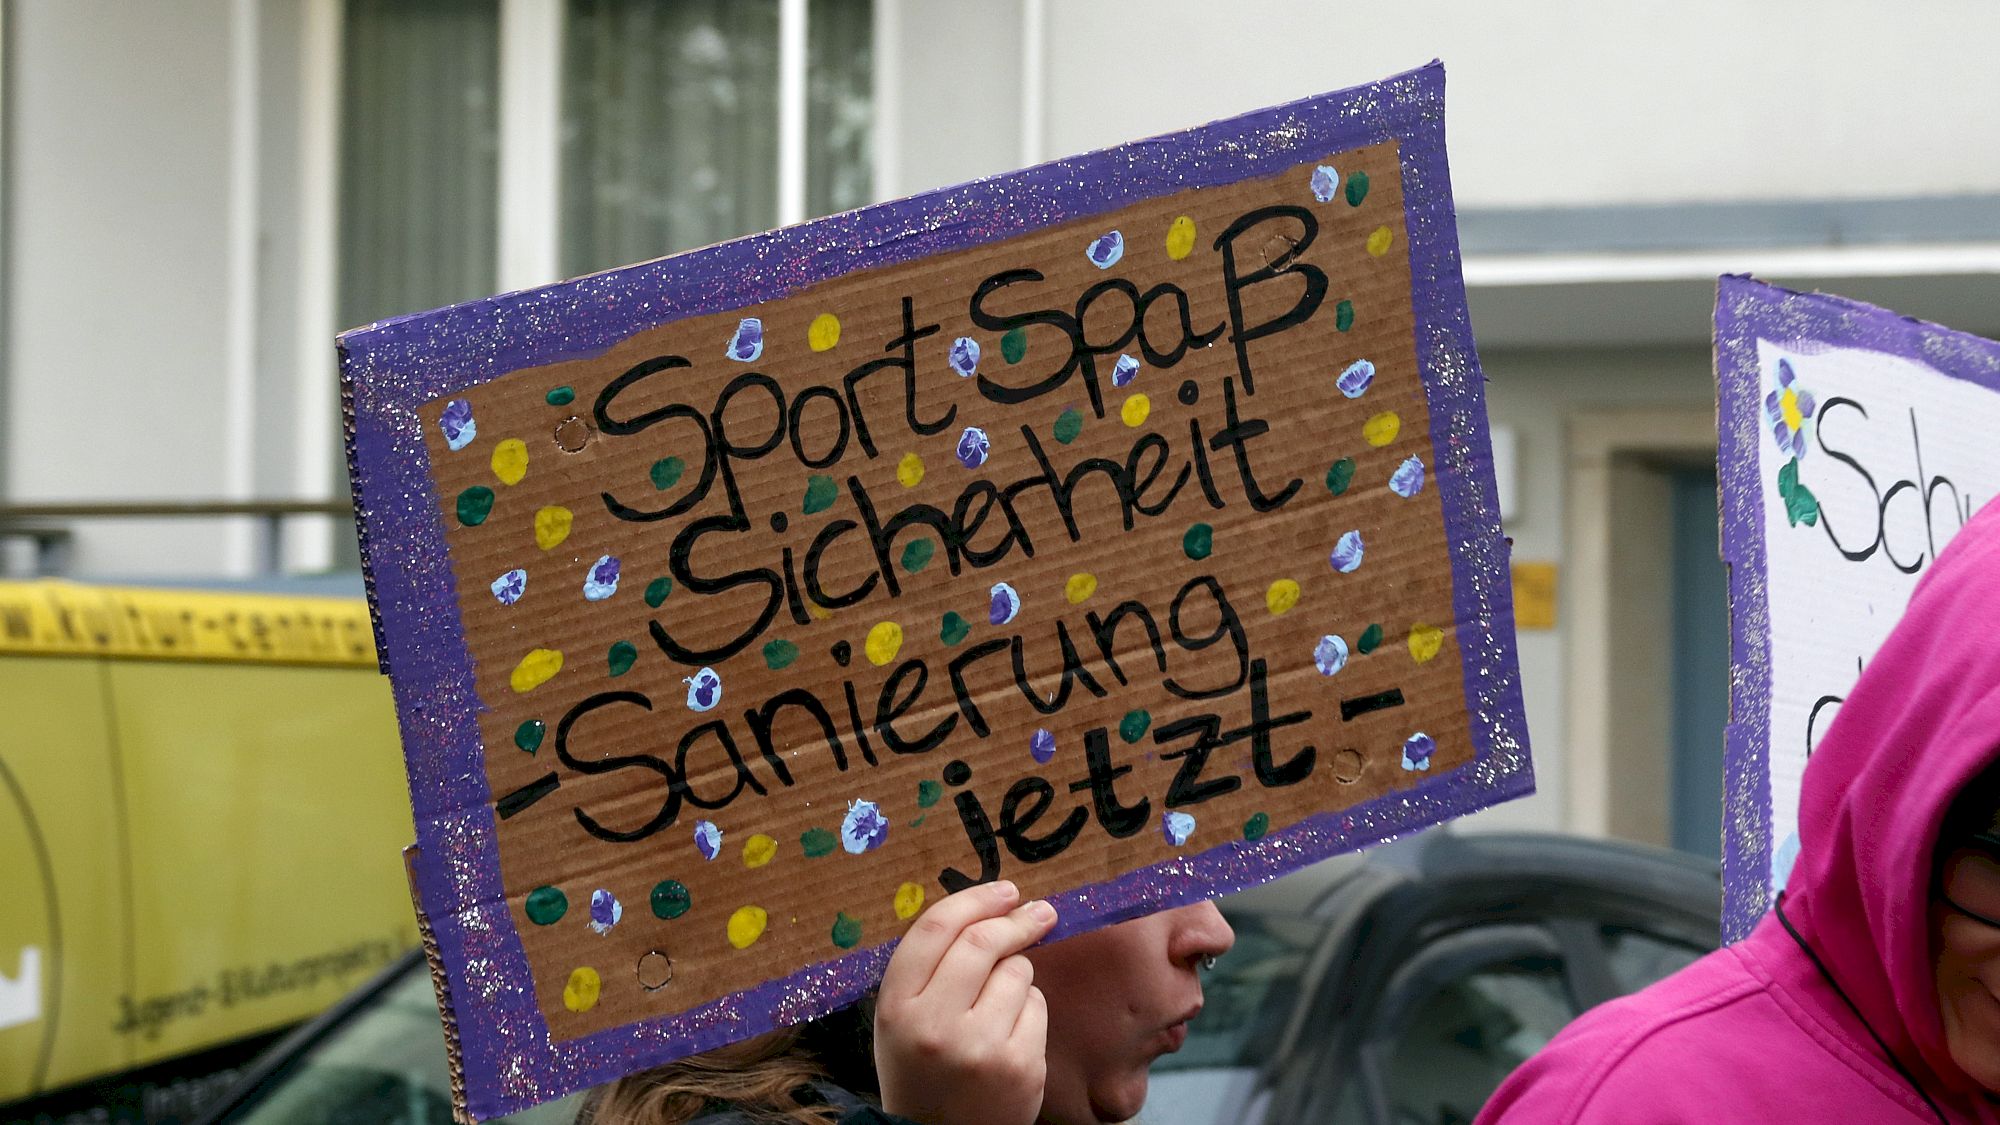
[414,139,1475,1038]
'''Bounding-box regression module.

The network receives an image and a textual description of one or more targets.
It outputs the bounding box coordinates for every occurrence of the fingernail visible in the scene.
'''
[993,880,1019,900]
[1028,900,1057,923]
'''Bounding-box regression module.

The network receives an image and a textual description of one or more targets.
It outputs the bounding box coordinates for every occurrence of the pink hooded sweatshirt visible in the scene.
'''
[1479,503,2000,1123]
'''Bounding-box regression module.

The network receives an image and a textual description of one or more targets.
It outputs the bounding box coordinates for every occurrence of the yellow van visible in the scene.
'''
[0,580,418,1117]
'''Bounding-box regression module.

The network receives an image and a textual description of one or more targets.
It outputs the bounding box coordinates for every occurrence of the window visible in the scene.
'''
[338,0,874,325]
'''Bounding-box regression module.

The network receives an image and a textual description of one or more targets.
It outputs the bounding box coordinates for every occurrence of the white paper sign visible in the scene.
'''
[1717,277,2000,939]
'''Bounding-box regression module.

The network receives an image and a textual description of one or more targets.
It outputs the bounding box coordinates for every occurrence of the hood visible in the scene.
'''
[1784,496,2000,1094]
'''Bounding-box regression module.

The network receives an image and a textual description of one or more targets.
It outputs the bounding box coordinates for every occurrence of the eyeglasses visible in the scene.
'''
[1937,837,2000,929]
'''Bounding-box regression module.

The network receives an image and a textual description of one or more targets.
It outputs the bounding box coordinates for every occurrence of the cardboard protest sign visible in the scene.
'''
[1716,276,2000,940]
[341,62,1529,1119]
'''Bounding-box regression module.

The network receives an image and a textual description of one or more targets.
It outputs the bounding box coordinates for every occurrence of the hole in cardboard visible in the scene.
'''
[1331,748,1365,784]
[637,950,673,990]
[1259,232,1302,270]
[555,416,593,453]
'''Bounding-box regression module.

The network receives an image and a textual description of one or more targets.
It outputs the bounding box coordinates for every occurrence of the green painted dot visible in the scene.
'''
[1183,523,1214,561]
[1335,300,1355,332]
[1002,327,1029,364]
[456,486,495,526]
[1345,170,1370,207]
[901,538,935,573]
[803,474,838,514]
[546,385,576,406]
[917,779,943,808]
[764,638,799,670]
[1325,458,1357,496]
[1244,812,1271,841]
[831,912,863,949]
[645,576,673,608]
[525,885,567,925]
[1053,408,1084,445]
[608,641,638,677]
[800,827,837,857]
[940,612,971,645]
[514,720,545,754]
[650,457,685,491]
[911,814,927,828]
[1119,709,1152,744]
[650,880,691,920]
[1358,624,1384,654]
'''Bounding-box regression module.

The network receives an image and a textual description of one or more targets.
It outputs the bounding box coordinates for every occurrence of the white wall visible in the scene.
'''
[4,0,241,576]
[1035,0,2000,207]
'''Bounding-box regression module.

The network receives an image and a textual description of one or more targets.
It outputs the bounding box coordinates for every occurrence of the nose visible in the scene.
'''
[1167,900,1236,970]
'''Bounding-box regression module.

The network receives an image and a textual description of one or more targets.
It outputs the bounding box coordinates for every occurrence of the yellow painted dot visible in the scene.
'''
[1166,215,1197,261]
[1363,411,1402,447]
[562,966,601,1013]
[1265,579,1301,616]
[728,905,769,949]
[894,882,926,920]
[510,648,564,693]
[1367,225,1395,257]
[1409,623,1446,664]
[809,313,842,352]
[896,452,926,488]
[807,601,833,622]
[743,833,778,868]
[1065,572,1098,605]
[1121,393,1152,427]
[534,505,574,550]
[491,438,529,486]
[865,621,904,666]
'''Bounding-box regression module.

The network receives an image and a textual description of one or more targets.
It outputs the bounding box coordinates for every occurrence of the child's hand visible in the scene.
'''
[873,881,1059,1125]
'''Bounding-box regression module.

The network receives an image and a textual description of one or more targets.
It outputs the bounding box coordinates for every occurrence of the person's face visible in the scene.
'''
[1933,845,2000,1091]
[1024,901,1235,1125]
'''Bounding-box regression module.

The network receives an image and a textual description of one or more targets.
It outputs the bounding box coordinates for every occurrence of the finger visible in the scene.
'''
[922,899,1057,1011]
[878,881,1019,1002]
[1012,983,1049,1057]
[969,953,1035,1026]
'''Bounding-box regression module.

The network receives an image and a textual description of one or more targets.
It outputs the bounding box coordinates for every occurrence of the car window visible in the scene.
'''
[1375,953,1573,1125]
[1599,924,1705,994]
[220,967,585,1124]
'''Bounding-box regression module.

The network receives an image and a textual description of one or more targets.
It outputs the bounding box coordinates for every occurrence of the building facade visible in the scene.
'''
[6,0,1999,851]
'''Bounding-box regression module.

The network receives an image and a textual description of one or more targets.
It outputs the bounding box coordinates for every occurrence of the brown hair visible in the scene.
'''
[576,1003,877,1125]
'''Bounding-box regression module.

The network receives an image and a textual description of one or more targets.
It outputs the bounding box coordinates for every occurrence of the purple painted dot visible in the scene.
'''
[1388,456,1426,499]
[1401,732,1437,772]
[582,555,621,601]
[988,582,1021,625]
[841,799,889,854]
[1111,353,1141,388]
[1086,230,1125,269]
[1310,164,1340,203]
[1330,530,1365,573]
[440,399,476,451]
[949,336,981,378]
[491,568,527,605]
[694,820,722,860]
[956,426,991,469]
[727,317,765,362]
[1030,728,1057,765]
[1337,359,1376,398]
[589,889,622,935]
[1162,811,1196,846]
[684,667,722,712]
[1313,635,1349,676]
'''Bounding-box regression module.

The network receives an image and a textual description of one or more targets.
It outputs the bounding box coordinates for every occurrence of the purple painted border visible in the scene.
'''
[1715,275,2000,941]
[342,61,1530,1119]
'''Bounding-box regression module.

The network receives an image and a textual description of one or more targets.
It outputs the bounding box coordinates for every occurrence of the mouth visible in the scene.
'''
[1158,1002,1203,1053]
